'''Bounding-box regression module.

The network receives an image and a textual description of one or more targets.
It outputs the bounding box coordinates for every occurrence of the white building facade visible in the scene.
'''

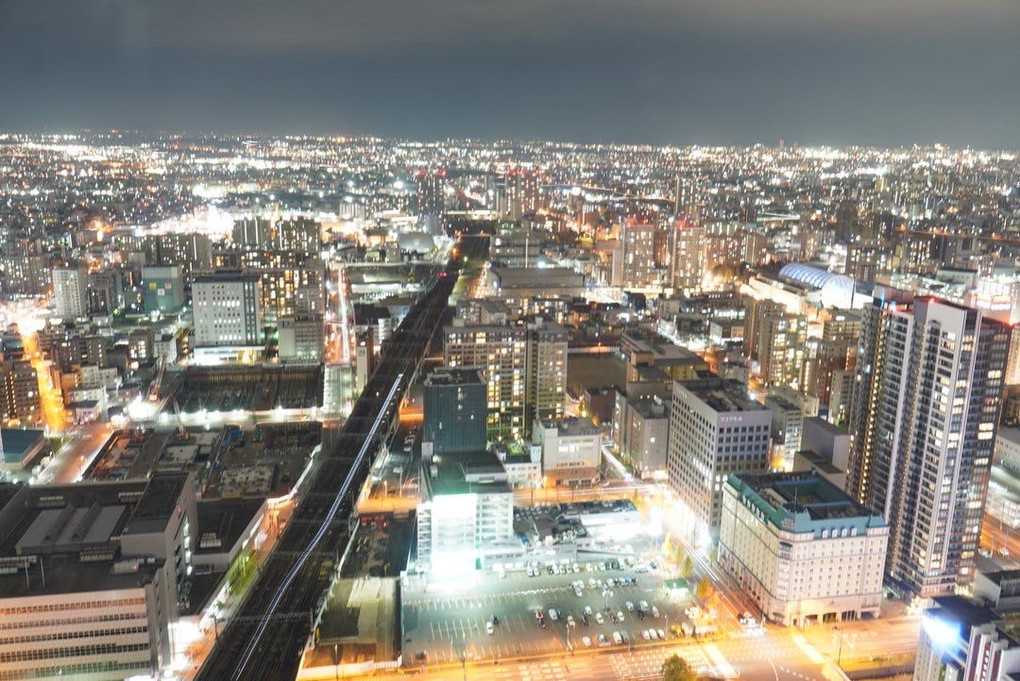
[718,473,888,627]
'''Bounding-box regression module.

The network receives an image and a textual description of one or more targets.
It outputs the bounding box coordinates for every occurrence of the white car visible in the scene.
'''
[486,621,495,635]
[616,611,625,622]
[642,629,651,640]
[567,615,575,626]
[582,636,592,648]
[549,609,559,621]
[595,612,605,624]
[639,600,650,610]
[651,606,660,618]
[625,601,635,612]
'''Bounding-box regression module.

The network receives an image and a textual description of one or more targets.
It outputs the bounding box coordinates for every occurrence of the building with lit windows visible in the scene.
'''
[913,597,1020,681]
[0,359,40,423]
[532,416,602,485]
[192,272,263,348]
[415,453,518,576]
[277,313,324,362]
[666,375,772,536]
[718,472,887,627]
[52,266,89,320]
[847,295,1009,597]
[0,472,196,681]
[443,317,567,442]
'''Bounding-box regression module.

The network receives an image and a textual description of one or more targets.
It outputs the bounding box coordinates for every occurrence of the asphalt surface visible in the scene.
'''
[402,563,686,666]
[195,242,478,681]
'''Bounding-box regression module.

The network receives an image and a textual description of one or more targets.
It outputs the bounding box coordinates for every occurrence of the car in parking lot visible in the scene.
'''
[651,606,660,618]
[584,605,593,616]
[626,601,635,611]
[567,615,575,626]
[486,620,495,635]
[657,629,666,640]
[612,631,623,645]
[598,634,610,647]
[549,609,559,621]
[639,600,650,610]
[642,629,651,640]
[595,612,604,624]
[582,636,592,648]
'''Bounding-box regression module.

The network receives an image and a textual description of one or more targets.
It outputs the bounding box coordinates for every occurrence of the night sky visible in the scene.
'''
[1,0,1018,148]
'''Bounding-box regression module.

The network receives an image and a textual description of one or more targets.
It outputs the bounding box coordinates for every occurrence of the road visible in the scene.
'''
[195,240,478,681]
[32,422,114,484]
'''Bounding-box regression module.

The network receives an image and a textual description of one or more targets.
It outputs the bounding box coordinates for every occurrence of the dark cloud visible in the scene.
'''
[0,0,1017,147]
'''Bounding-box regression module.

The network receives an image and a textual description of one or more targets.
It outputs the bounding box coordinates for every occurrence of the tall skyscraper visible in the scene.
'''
[52,266,88,320]
[621,216,658,289]
[670,219,704,292]
[847,296,1010,597]
[416,169,447,217]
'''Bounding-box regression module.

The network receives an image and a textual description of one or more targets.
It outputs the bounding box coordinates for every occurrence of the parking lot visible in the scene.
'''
[401,556,694,666]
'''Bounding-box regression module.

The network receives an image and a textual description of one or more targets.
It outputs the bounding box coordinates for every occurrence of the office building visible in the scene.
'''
[526,319,568,426]
[51,266,88,320]
[847,297,1009,597]
[913,597,1020,681]
[0,473,196,681]
[415,453,518,576]
[422,367,487,458]
[192,272,263,347]
[667,375,772,535]
[718,473,888,627]
[532,416,602,485]
[617,395,669,481]
[277,313,324,362]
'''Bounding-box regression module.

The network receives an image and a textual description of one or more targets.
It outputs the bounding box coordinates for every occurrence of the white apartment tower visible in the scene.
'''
[52,266,89,320]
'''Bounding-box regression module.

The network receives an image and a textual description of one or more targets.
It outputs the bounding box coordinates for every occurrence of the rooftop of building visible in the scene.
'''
[1,427,46,455]
[423,367,485,387]
[195,497,264,555]
[794,449,844,475]
[726,472,884,534]
[424,451,510,498]
[536,416,601,437]
[679,375,767,414]
[803,416,848,438]
[620,329,705,363]
[926,596,1005,634]
[999,428,1020,447]
[193,271,261,284]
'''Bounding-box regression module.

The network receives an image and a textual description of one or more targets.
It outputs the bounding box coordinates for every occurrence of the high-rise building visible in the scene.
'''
[670,219,704,292]
[192,273,263,347]
[847,296,1010,597]
[422,367,487,458]
[501,169,542,221]
[416,169,447,217]
[667,375,772,536]
[52,266,88,320]
[0,255,50,296]
[526,318,568,426]
[444,318,568,442]
[756,311,808,388]
[0,359,40,422]
[621,217,658,290]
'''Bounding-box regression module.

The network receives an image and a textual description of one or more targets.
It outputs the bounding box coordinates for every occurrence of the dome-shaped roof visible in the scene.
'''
[779,263,856,308]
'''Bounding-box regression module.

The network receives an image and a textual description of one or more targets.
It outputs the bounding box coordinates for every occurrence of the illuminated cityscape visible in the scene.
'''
[0,132,1017,681]
[1,0,1020,679]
